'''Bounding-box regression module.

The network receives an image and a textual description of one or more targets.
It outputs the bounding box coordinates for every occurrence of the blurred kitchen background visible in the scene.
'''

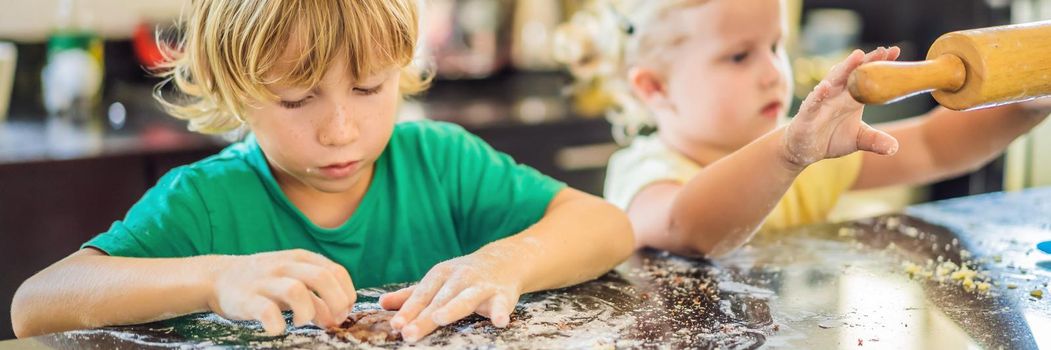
[1,0,1051,341]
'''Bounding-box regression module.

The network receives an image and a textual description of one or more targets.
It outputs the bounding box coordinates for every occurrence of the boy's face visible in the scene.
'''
[247,55,400,195]
[658,0,790,153]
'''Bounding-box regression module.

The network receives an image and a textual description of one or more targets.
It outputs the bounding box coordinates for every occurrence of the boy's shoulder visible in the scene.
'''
[157,141,261,191]
[390,120,478,157]
[392,120,471,142]
[389,120,499,181]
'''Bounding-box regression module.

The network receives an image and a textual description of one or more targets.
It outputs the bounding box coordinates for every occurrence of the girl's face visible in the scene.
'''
[246,52,400,195]
[652,0,791,154]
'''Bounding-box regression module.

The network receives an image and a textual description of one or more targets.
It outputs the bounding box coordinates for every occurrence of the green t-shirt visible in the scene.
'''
[83,121,566,288]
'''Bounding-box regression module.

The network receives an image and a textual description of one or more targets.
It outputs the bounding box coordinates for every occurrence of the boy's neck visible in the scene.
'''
[274,164,376,229]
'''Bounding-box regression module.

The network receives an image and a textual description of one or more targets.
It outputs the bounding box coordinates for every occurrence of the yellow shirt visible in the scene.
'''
[605,134,863,231]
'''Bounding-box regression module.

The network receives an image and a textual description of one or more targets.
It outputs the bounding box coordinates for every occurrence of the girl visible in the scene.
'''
[555,0,1049,257]
[12,0,635,343]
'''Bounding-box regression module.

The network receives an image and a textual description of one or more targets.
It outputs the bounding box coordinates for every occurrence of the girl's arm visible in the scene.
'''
[853,103,1051,189]
[12,248,355,337]
[378,187,635,342]
[628,128,806,258]
[629,48,901,258]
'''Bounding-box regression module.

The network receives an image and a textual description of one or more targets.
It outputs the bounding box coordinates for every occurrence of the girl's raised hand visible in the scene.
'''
[781,47,902,170]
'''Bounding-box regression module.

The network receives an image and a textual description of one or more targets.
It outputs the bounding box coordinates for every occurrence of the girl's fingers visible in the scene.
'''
[885,46,901,61]
[825,49,866,88]
[799,46,893,116]
[799,80,834,114]
[856,123,900,156]
[861,46,882,63]
[431,287,492,326]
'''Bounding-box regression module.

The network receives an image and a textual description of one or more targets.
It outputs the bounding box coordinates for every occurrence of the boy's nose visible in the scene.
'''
[318,105,360,147]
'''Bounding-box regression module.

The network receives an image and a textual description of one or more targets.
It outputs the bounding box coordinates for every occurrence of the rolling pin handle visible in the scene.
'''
[848,54,967,105]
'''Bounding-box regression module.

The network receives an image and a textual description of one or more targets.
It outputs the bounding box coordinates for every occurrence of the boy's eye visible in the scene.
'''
[279,96,312,109]
[353,83,384,96]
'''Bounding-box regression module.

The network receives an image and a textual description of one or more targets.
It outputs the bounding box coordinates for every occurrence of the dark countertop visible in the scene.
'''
[4,187,1049,349]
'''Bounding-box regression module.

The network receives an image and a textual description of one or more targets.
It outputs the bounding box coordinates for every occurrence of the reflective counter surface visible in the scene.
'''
[4,188,1050,349]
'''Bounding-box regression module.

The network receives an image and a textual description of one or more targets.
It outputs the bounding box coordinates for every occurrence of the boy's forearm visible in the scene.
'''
[922,105,1049,175]
[484,193,634,294]
[12,251,219,337]
[669,128,801,257]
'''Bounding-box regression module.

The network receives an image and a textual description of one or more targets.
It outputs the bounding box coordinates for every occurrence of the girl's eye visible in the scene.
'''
[731,52,749,63]
[279,96,311,109]
[353,83,384,96]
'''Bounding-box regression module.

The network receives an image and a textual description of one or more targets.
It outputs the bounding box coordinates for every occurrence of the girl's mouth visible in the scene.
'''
[761,101,783,119]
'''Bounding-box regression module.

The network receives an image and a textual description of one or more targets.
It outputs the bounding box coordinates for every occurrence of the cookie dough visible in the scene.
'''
[327,310,401,343]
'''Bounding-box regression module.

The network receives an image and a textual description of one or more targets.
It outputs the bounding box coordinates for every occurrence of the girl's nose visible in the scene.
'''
[318,104,359,147]
[760,51,786,89]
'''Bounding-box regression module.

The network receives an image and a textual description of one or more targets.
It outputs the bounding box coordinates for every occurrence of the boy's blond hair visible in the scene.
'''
[554,0,709,143]
[155,0,430,134]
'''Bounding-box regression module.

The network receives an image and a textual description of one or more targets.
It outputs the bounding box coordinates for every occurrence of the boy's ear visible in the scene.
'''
[628,67,673,112]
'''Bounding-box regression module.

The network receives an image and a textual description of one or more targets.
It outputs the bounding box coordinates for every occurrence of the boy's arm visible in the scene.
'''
[853,103,1051,189]
[12,249,217,337]
[378,188,634,342]
[492,188,635,293]
[629,48,901,258]
[11,248,356,338]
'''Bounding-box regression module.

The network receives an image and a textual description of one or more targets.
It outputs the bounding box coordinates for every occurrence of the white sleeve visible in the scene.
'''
[603,138,701,210]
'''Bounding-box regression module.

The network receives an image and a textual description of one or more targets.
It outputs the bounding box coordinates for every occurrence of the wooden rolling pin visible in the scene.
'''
[848,20,1051,110]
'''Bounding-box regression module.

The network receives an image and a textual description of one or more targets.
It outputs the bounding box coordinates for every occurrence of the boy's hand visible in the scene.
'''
[378,248,523,343]
[782,47,902,170]
[207,249,356,336]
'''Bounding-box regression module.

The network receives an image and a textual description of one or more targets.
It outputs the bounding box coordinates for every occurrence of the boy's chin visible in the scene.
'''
[307,177,362,194]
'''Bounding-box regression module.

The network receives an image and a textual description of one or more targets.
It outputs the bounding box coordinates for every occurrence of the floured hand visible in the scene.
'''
[782,47,902,170]
[208,249,356,336]
[378,247,524,342]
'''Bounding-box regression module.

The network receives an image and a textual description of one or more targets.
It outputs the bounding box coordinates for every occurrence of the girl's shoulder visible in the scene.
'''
[604,134,702,208]
[608,134,697,171]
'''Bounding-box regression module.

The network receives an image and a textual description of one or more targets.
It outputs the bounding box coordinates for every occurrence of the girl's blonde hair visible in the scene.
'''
[155,0,430,134]
[554,0,708,143]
